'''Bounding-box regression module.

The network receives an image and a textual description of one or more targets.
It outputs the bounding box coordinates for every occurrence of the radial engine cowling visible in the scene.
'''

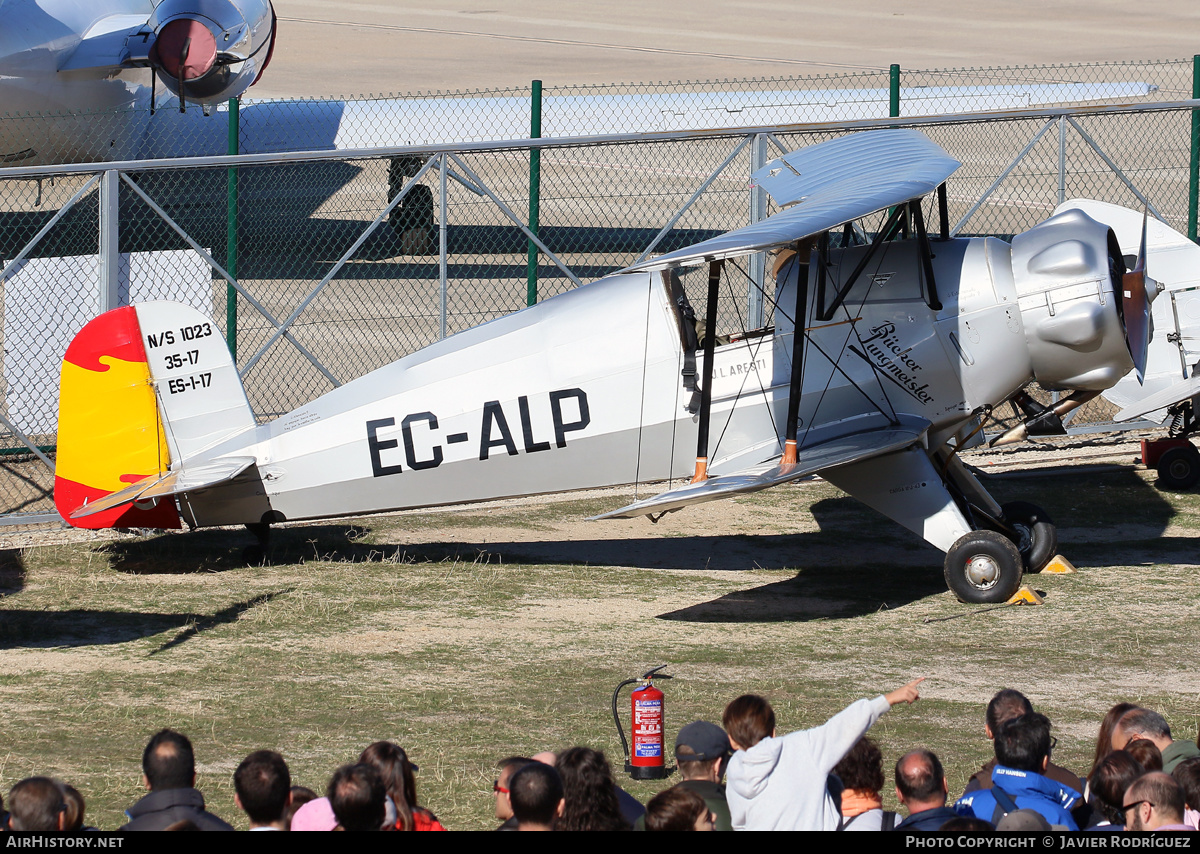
[1011,208,1133,392]
[147,0,276,106]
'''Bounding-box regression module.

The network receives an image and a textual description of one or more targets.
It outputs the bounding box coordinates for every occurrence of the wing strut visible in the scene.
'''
[691,259,724,483]
[782,241,811,467]
[912,202,942,311]
[937,183,950,239]
[817,203,908,321]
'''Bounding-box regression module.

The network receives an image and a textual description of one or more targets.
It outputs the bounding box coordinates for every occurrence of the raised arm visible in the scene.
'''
[884,677,925,707]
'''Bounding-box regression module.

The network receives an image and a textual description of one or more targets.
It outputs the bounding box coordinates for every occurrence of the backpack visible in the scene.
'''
[989,785,1019,826]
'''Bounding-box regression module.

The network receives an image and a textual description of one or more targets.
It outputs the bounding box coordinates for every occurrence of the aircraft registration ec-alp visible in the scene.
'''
[54,129,1160,604]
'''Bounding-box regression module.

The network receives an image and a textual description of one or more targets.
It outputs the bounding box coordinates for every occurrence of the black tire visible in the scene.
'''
[943,530,1024,604]
[1157,446,1200,491]
[1000,500,1057,574]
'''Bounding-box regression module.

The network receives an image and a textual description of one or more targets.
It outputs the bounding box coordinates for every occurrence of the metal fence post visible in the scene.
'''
[747,133,768,328]
[1058,115,1067,206]
[526,80,543,306]
[1191,55,1199,244]
[226,96,239,359]
[98,169,120,312]
[439,152,448,339]
[890,64,900,118]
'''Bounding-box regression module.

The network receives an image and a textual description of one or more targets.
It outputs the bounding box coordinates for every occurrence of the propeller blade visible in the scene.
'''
[1121,209,1154,384]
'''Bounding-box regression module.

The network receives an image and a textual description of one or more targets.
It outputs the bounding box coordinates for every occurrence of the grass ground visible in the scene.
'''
[0,463,1197,830]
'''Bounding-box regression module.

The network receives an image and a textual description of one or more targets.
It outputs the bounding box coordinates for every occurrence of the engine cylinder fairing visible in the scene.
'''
[148,0,275,105]
[1010,208,1133,391]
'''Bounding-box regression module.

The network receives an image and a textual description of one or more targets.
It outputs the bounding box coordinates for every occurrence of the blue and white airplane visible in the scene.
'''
[0,0,276,164]
[0,0,1161,165]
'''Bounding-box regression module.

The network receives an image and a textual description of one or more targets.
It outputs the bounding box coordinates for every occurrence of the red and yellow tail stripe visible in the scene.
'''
[54,307,180,529]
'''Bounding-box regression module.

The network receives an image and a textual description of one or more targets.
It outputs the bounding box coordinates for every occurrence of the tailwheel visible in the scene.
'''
[1157,445,1200,491]
[943,530,1024,604]
[999,501,1057,574]
[243,522,272,566]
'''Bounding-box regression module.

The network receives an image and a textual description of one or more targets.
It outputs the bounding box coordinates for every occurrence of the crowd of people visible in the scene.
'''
[4,679,1198,831]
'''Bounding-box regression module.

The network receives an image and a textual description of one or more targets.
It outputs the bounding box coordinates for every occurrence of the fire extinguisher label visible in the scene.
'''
[633,698,663,758]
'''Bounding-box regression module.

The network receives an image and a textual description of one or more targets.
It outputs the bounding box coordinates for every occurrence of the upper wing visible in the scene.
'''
[591,415,929,519]
[624,129,960,273]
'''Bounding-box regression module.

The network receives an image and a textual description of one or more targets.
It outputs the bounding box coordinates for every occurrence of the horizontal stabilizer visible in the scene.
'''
[70,457,256,520]
[1114,375,1200,422]
[624,130,960,272]
[591,420,928,520]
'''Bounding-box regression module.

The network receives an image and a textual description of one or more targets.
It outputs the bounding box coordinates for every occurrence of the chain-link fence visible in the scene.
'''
[1,62,1198,524]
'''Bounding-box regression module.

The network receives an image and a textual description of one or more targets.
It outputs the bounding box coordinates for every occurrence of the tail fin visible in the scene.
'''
[55,301,255,528]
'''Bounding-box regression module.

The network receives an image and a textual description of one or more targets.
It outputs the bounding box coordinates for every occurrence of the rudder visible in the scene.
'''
[55,302,255,528]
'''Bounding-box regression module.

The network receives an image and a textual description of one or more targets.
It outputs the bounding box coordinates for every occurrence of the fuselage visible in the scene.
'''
[0,0,153,110]
[0,0,152,162]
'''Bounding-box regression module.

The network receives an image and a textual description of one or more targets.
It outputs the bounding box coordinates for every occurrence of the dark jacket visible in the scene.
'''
[121,787,234,831]
[634,780,731,832]
[1163,740,1200,774]
[678,779,733,832]
[893,805,959,831]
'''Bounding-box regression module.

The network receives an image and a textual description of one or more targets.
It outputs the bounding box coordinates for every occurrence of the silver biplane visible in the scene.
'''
[55,129,1157,603]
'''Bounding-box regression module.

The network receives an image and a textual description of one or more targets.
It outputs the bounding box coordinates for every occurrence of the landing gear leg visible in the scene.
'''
[940,453,1056,573]
[820,445,1035,603]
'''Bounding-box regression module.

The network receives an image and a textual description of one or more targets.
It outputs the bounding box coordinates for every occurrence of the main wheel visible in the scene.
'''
[1157,446,1200,491]
[1000,501,1057,574]
[944,530,1024,604]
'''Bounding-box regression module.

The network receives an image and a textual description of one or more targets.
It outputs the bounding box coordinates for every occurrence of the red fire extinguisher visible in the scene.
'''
[612,664,671,780]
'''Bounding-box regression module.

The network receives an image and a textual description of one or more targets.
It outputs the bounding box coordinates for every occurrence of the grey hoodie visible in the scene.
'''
[726,695,891,831]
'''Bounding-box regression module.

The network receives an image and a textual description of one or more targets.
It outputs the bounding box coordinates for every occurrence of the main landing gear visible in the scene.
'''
[998,500,1057,574]
[1155,444,1200,490]
[938,454,1057,603]
[944,530,1024,605]
[942,501,1056,604]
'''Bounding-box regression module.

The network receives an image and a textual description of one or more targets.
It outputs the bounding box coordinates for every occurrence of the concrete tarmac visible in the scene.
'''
[257,1,1200,99]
